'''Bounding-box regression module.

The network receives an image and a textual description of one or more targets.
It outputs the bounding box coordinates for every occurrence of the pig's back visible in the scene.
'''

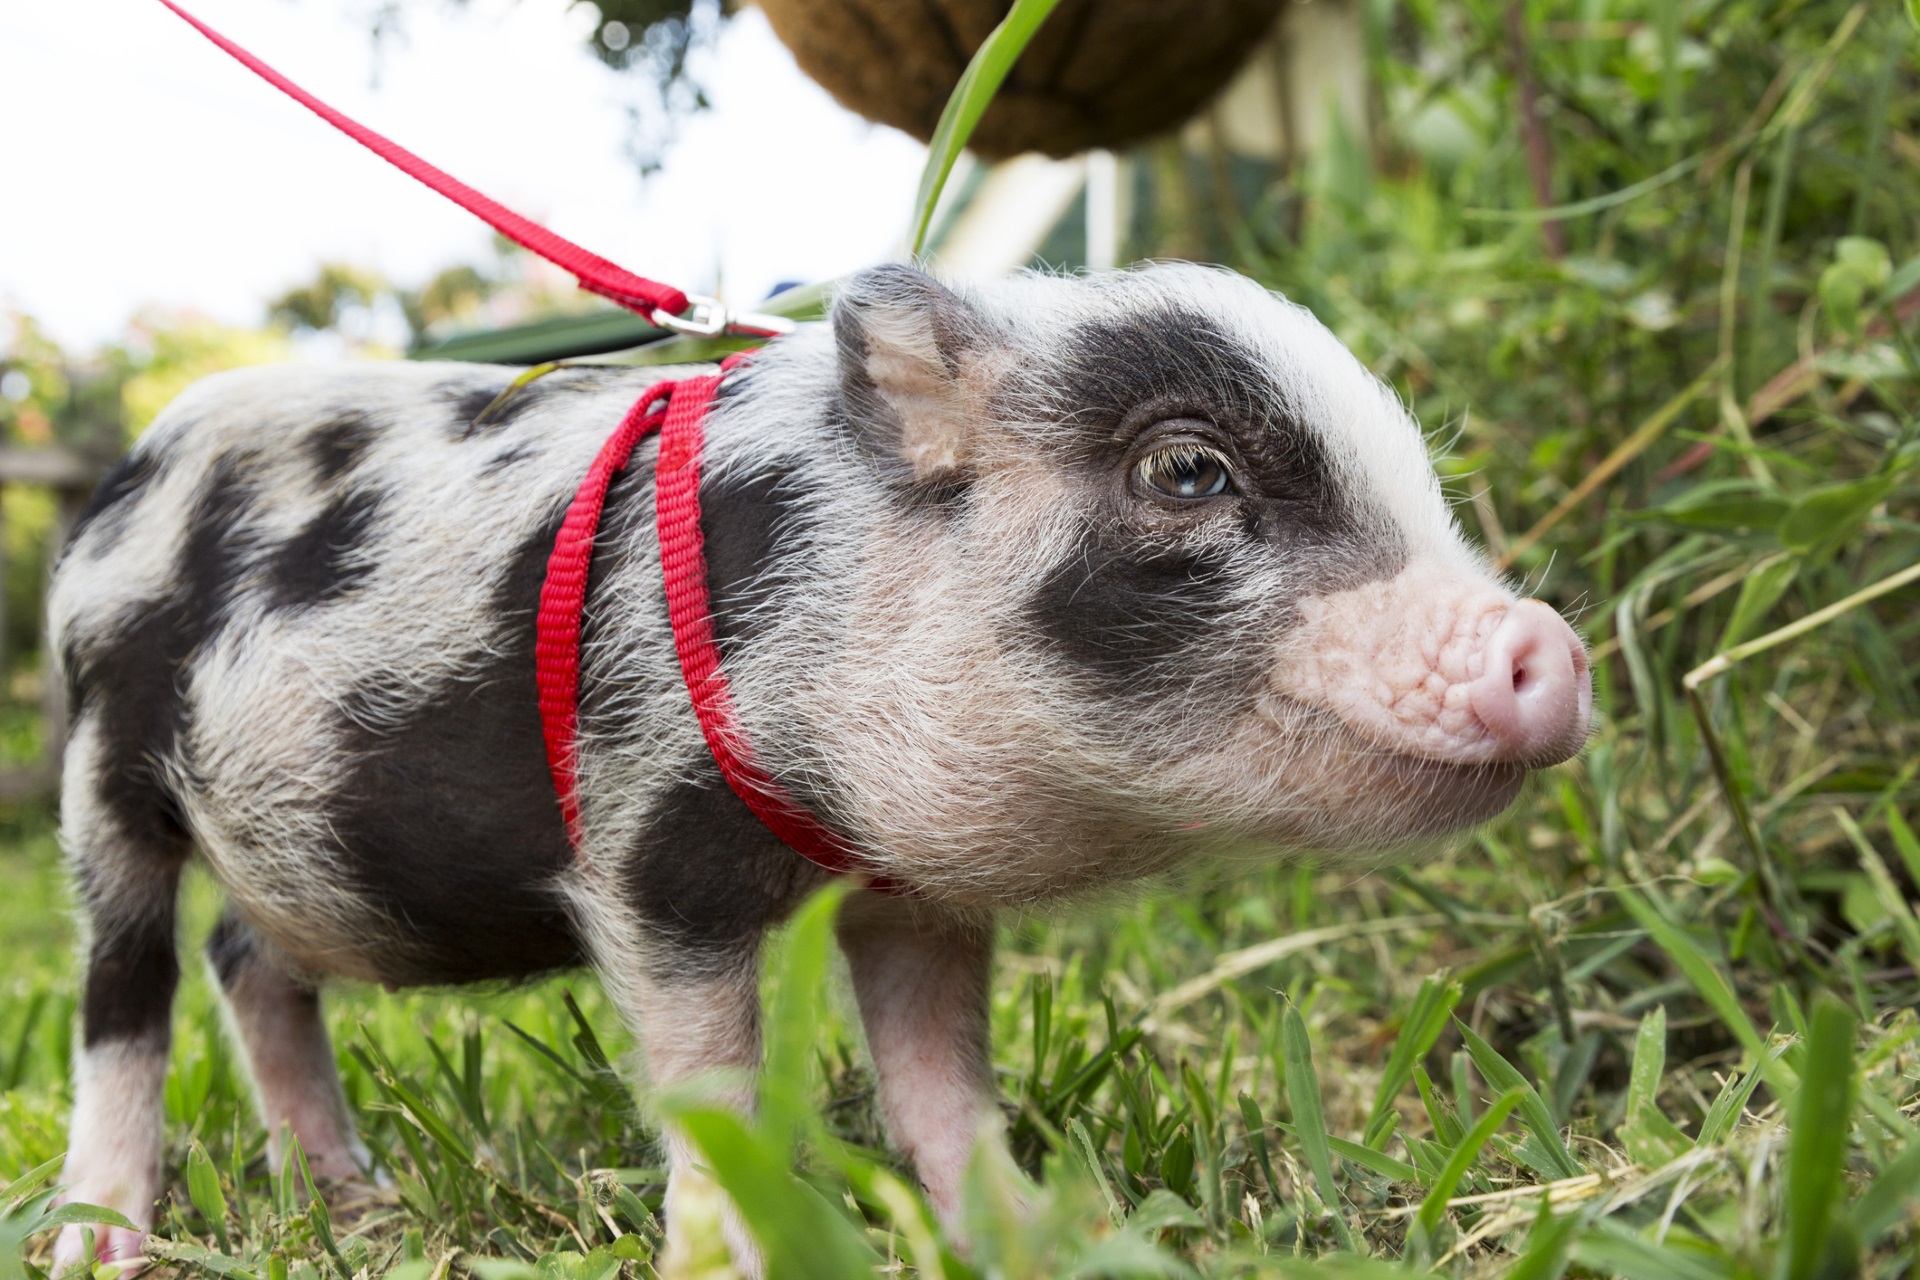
[50,360,694,986]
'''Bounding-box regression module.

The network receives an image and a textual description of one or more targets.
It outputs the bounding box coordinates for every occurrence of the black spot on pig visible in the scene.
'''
[700,461,817,655]
[620,772,817,974]
[445,374,565,437]
[80,898,180,1047]
[1044,310,1407,588]
[445,382,512,435]
[65,448,162,560]
[309,413,377,482]
[268,488,381,610]
[481,441,538,475]
[71,462,252,850]
[1047,310,1355,528]
[206,910,318,996]
[323,512,582,987]
[204,909,254,989]
[1026,533,1245,694]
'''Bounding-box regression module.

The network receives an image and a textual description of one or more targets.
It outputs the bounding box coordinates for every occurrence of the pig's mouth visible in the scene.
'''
[1358,749,1527,834]
[1245,696,1529,843]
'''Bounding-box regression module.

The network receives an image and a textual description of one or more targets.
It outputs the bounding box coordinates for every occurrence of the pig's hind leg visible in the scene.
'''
[52,720,190,1274]
[204,911,368,1184]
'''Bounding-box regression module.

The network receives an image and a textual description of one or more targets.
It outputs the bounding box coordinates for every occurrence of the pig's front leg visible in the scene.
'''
[836,894,1004,1227]
[585,921,765,1275]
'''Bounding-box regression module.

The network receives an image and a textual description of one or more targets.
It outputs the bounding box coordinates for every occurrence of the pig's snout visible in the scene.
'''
[1273,570,1592,772]
[1468,600,1590,765]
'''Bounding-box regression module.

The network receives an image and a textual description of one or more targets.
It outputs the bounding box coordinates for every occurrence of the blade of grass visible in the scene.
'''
[1836,808,1920,971]
[1454,1021,1582,1179]
[1238,1094,1284,1203]
[186,1141,231,1255]
[1850,1133,1920,1242]
[1504,1196,1580,1280]
[1695,1043,1785,1148]
[1282,1005,1358,1251]
[1620,1008,1691,1167]
[761,881,849,1148]
[1571,1218,1734,1280]
[1414,1066,1465,1148]
[1276,1124,1421,1184]
[1497,358,1723,569]
[1615,887,1792,1090]
[1685,559,1920,688]
[1782,998,1858,1280]
[907,0,1065,255]
[1413,1087,1526,1242]
[2,1156,64,1209]
[1362,973,1461,1150]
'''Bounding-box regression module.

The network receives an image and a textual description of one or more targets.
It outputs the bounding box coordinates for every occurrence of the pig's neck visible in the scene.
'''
[656,332,1196,906]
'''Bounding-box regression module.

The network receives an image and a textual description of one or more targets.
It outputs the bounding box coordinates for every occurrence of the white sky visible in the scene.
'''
[0,0,931,351]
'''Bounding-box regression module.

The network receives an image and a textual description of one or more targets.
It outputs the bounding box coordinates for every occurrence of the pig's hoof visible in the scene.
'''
[316,1174,395,1229]
[50,1221,150,1278]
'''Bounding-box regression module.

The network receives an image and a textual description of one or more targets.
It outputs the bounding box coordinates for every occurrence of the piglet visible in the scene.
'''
[48,263,1588,1270]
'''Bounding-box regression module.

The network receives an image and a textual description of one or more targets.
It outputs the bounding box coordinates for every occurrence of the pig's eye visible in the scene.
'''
[1136,444,1234,500]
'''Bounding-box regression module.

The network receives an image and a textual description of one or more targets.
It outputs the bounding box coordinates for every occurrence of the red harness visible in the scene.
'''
[159,1,896,893]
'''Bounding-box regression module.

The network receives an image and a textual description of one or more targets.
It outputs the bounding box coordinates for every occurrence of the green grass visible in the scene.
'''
[7,0,1920,1276]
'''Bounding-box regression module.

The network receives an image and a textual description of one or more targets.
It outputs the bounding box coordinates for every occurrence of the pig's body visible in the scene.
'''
[50,265,1589,1271]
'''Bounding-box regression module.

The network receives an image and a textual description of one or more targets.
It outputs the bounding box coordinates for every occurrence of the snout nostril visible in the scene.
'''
[1468,599,1592,765]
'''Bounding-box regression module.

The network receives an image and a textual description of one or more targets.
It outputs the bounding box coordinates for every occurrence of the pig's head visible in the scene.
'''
[791,262,1589,899]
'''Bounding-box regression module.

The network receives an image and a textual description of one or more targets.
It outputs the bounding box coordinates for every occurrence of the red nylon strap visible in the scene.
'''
[654,378,903,893]
[154,0,689,321]
[537,375,901,893]
[535,382,675,842]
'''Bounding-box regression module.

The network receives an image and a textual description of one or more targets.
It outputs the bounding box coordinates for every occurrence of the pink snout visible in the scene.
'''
[1468,600,1591,765]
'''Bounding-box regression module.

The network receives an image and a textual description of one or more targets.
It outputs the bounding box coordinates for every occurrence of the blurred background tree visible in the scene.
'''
[362,0,725,172]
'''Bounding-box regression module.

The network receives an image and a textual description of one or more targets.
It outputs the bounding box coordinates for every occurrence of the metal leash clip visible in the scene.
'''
[652,294,798,340]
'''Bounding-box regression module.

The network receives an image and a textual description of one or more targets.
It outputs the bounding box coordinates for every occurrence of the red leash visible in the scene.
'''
[152,0,687,322]
[158,1,895,892]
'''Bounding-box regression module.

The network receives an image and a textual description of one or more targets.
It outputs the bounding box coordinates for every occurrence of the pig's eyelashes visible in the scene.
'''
[1134,443,1236,501]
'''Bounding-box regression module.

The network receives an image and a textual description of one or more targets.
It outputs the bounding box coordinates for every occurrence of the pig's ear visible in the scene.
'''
[833,265,988,488]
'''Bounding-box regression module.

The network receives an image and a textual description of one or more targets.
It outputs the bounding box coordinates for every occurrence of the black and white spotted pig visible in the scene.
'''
[49,263,1589,1269]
